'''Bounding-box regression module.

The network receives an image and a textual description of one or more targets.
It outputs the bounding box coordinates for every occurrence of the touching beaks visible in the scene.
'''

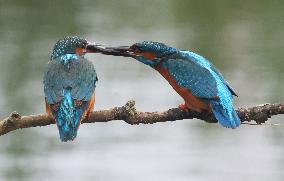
[85,42,105,53]
[105,46,136,57]
[86,43,135,57]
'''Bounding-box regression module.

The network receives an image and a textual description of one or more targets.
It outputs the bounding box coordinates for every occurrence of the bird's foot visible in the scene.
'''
[202,110,211,117]
[179,104,189,112]
[86,111,93,121]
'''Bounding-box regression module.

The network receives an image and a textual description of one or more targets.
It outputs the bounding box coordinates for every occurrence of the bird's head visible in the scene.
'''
[51,36,89,60]
[100,41,178,66]
[50,36,112,60]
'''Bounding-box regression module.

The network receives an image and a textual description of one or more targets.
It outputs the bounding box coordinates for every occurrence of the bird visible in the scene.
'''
[99,41,241,128]
[43,36,102,141]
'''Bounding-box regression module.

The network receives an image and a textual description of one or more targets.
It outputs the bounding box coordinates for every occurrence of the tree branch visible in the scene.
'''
[1,100,284,136]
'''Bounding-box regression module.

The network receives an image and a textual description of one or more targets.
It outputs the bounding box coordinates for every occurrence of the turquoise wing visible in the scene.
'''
[180,51,237,96]
[43,58,97,141]
[163,57,219,100]
[43,58,97,105]
[163,51,236,100]
[163,51,240,128]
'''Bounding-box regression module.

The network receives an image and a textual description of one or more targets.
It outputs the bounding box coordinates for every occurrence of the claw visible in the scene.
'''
[179,104,189,112]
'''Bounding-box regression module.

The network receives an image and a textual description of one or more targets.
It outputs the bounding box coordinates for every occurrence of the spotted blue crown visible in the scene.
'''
[133,41,178,58]
[51,36,88,60]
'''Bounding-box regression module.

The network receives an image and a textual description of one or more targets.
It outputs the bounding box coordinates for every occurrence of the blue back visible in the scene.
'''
[43,56,97,104]
[43,55,97,141]
[131,41,240,128]
[162,51,240,128]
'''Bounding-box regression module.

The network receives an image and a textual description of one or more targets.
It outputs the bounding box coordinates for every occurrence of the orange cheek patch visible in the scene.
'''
[136,52,157,60]
[76,48,86,55]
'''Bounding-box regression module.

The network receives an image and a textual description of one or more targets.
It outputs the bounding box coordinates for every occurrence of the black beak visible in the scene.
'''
[86,44,134,57]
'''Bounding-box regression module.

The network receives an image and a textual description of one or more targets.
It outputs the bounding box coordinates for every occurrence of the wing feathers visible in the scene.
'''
[43,58,97,105]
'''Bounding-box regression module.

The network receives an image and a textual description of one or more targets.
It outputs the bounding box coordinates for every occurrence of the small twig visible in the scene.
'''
[0,101,284,136]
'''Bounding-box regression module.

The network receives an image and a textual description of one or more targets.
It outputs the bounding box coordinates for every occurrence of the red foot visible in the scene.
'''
[179,104,189,112]
[51,118,56,124]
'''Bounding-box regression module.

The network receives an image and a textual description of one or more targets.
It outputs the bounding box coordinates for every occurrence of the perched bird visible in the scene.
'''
[99,41,240,128]
[43,36,102,141]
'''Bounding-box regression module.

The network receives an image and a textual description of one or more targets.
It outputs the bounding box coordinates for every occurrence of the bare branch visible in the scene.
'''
[1,101,284,136]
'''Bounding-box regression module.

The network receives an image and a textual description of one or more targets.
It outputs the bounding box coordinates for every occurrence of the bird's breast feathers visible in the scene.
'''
[154,64,210,111]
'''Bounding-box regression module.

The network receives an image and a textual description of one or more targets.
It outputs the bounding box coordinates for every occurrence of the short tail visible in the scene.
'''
[54,89,86,142]
[210,101,241,129]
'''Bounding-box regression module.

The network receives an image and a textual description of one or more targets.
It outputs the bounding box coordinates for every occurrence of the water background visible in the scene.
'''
[0,1,284,180]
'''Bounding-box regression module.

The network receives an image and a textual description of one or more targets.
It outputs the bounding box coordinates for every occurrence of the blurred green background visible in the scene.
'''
[0,0,284,180]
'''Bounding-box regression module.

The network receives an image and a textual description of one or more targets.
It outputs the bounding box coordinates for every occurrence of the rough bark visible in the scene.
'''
[0,100,283,136]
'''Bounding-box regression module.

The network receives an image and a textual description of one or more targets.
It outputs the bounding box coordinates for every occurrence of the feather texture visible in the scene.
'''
[160,51,240,128]
[43,55,97,141]
[43,56,97,104]
[54,88,88,141]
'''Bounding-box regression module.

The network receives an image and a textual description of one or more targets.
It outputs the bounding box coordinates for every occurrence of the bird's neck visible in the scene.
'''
[53,53,85,66]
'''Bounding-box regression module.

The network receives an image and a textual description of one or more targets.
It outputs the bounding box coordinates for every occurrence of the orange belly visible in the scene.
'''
[79,91,96,123]
[86,92,96,116]
[155,64,210,112]
[45,101,53,116]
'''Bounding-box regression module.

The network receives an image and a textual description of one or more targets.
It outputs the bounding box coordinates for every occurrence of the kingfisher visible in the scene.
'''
[96,41,241,128]
[43,36,104,141]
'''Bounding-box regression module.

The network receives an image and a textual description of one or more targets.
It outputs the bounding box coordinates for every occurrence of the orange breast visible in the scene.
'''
[79,91,96,123]
[45,101,56,123]
[45,101,52,116]
[154,64,210,112]
[87,92,96,115]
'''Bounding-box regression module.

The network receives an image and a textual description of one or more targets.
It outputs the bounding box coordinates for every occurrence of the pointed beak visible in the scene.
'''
[106,46,135,57]
[86,44,134,57]
[85,43,105,53]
